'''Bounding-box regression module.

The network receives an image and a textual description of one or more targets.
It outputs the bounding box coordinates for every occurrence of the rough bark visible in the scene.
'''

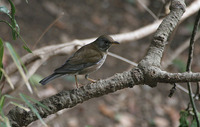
[7,0,190,126]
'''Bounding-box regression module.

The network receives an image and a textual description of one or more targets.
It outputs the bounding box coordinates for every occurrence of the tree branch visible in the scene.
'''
[7,70,137,127]
[138,0,185,87]
[7,67,200,127]
[7,0,200,127]
[186,8,200,126]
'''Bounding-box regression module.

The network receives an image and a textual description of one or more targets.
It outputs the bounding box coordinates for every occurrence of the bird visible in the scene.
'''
[39,35,119,88]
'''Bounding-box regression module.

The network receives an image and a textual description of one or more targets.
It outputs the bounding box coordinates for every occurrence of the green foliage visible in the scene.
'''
[6,43,20,67]
[0,6,10,14]
[23,45,32,53]
[0,0,19,40]
[6,42,33,93]
[0,0,31,53]
[0,96,5,112]
[4,95,21,101]
[0,1,48,126]
[29,74,43,85]
[0,94,49,126]
[179,110,189,127]
[21,94,50,111]
[10,101,30,112]
[19,94,47,126]
[8,0,19,40]
[179,110,200,127]
[191,112,200,127]
[0,95,11,127]
[0,93,50,126]
[0,68,14,89]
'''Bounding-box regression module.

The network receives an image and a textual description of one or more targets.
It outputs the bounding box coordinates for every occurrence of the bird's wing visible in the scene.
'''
[54,44,104,74]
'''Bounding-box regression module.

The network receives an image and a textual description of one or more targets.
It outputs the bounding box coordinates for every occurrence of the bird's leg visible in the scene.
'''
[74,75,79,88]
[85,74,96,83]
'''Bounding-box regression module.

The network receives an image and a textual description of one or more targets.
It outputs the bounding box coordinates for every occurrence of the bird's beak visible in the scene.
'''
[112,41,120,44]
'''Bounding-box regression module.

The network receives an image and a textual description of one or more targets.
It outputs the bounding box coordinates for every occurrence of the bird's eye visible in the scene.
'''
[105,41,109,45]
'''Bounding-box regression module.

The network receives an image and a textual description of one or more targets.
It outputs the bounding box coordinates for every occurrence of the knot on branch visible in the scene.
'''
[131,67,144,84]
[138,60,162,87]
[142,66,162,87]
[170,0,186,12]
[153,35,168,47]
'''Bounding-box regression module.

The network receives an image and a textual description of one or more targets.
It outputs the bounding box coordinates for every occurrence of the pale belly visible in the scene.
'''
[78,55,107,75]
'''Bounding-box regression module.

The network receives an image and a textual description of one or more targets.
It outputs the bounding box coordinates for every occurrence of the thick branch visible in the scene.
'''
[7,70,138,127]
[159,72,200,83]
[139,0,186,68]
[6,0,198,127]
[7,67,200,127]
[138,0,186,87]
[144,66,200,83]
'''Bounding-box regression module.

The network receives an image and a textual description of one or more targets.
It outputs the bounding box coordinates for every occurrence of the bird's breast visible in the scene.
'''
[78,54,107,75]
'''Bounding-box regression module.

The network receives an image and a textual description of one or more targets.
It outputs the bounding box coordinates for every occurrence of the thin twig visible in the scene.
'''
[32,12,64,50]
[186,9,200,126]
[136,0,159,20]
[162,32,200,68]
[176,85,189,94]
[108,52,138,66]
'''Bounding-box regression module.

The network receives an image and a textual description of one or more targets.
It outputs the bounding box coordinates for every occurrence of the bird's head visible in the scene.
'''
[93,35,119,52]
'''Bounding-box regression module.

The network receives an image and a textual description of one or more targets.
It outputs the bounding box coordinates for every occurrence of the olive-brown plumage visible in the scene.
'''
[39,35,119,87]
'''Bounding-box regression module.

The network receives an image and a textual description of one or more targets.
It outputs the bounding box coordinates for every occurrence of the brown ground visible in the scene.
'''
[1,0,200,127]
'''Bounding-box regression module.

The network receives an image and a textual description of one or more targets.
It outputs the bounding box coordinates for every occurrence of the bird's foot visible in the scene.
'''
[75,82,85,88]
[85,74,96,83]
[75,83,79,88]
[79,83,85,87]
[87,78,97,83]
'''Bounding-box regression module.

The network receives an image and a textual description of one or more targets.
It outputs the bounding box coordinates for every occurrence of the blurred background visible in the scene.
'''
[1,0,200,127]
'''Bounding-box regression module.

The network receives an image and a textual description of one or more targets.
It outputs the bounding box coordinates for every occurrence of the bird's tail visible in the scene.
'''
[39,73,62,85]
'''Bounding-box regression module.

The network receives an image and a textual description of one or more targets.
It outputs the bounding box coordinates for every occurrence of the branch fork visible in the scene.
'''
[8,0,200,127]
